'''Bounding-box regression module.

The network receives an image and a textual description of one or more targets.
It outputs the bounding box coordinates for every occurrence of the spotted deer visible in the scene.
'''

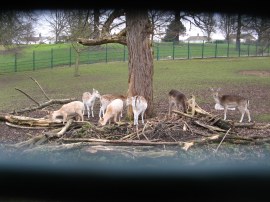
[210,88,251,122]
[126,95,148,127]
[168,89,188,116]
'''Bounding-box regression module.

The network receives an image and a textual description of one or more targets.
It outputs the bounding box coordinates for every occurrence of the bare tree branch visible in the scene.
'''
[28,75,50,100]
[15,87,40,106]
[78,28,127,45]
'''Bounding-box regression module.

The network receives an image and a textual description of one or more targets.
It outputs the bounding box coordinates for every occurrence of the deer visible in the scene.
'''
[98,94,127,118]
[210,88,251,123]
[98,98,124,126]
[126,95,148,127]
[168,89,188,116]
[48,101,84,124]
[82,88,100,118]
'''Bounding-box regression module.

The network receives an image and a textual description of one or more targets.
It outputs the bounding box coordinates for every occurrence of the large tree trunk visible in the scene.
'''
[126,10,154,117]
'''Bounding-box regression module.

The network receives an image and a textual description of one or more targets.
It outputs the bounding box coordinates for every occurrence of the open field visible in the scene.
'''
[1,56,270,123]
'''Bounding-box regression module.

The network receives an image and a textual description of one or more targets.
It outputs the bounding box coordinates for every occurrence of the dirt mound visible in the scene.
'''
[239,70,270,77]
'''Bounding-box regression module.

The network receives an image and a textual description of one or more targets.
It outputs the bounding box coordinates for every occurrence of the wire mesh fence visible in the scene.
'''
[0,40,269,73]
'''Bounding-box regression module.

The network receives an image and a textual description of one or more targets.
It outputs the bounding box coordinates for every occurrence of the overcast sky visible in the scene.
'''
[34,12,224,40]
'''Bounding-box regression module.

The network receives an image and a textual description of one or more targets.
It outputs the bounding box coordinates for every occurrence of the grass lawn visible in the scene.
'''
[1,56,270,122]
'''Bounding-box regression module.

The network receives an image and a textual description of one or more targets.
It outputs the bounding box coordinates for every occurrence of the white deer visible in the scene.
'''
[210,88,251,123]
[98,94,126,118]
[126,95,148,127]
[48,101,84,124]
[82,88,100,118]
[98,98,124,126]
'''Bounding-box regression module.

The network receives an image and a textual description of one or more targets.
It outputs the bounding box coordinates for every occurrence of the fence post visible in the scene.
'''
[261,42,264,56]
[156,43,159,61]
[202,41,204,58]
[105,44,108,63]
[267,41,269,56]
[172,42,175,60]
[227,40,230,57]
[215,40,218,58]
[123,45,126,62]
[187,41,190,59]
[256,42,258,56]
[51,48,53,68]
[14,53,17,72]
[33,50,35,71]
[248,43,250,56]
[69,47,72,66]
[238,42,241,57]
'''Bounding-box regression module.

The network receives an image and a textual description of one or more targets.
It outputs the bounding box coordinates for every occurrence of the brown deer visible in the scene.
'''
[168,89,188,116]
[210,88,251,122]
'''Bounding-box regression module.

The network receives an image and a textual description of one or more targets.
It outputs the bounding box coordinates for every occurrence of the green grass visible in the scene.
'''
[1,57,270,122]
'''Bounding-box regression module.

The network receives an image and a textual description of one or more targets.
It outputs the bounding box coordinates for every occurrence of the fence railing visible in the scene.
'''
[0,41,269,73]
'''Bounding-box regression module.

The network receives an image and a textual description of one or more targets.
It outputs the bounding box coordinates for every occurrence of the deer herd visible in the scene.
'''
[48,87,252,127]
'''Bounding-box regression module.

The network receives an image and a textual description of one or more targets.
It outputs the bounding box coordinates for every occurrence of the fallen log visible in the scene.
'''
[10,98,77,114]
[0,114,63,127]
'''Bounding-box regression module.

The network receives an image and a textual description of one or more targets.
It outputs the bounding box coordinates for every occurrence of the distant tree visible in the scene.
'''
[162,10,186,42]
[244,16,270,43]
[46,10,68,44]
[193,13,217,42]
[148,10,173,42]
[65,10,92,77]
[218,13,237,41]
[0,11,37,47]
[243,16,270,53]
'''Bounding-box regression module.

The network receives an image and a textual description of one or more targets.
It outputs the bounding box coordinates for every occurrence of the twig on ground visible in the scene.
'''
[214,128,231,153]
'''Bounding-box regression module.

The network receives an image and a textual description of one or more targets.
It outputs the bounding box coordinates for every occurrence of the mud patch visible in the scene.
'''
[239,70,270,77]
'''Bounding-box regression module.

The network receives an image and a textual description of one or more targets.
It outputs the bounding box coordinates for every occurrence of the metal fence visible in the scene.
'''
[0,41,269,73]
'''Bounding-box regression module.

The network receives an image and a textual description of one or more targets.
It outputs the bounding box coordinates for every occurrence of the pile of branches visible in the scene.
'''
[1,76,270,153]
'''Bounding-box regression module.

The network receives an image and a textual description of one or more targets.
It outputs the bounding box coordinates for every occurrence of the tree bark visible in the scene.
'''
[126,10,154,117]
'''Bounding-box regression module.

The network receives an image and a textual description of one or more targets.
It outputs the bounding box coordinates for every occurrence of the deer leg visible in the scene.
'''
[134,112,138,125]
[141,111,145,124]
[168,102,173,116]
[91,105,94,117]
[238,107,245,122]
[246,109,251,122]
[182,102,187,113]
[83,104,87,116]
[78,111,84,122]
[63,113,67,124]
[85,105,90,118]
[224,106,228,120]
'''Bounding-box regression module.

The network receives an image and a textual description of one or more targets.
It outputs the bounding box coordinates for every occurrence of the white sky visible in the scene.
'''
[179,22,224,40]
